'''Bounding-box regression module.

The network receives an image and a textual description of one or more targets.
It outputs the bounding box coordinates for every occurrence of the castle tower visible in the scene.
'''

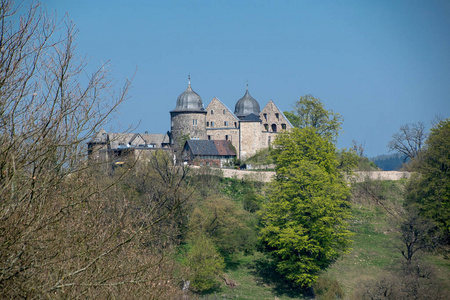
[234,85,261,119]
[235,86,262,160]
[170,77,207,148]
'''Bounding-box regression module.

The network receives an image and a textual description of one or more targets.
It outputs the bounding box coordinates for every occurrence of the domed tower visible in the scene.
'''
[170,77,207,148]
[234,85,261,119]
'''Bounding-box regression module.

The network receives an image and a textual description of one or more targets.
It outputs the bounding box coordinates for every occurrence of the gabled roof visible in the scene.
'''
[214,140,236,156]
[262,100,294,128]
[206,97,239,120]
[89,128,108,144]
[240,113,262,122]
[91,131,169,150]
[108,133,138,149]
[140,133,170,145]
[184,140,236,156]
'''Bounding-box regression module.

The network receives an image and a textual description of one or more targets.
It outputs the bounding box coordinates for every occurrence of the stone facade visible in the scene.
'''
[205,97,241,154]
[239,119,263,160]
[170,82,293,161]
[170,111,207,148]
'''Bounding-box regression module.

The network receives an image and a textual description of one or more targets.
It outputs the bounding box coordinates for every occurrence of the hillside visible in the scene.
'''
[201,177,450,300]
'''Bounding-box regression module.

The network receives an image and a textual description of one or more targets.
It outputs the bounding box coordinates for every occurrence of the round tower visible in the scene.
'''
[170,77,207,148]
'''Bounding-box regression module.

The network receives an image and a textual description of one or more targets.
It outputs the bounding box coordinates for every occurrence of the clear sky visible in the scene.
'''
[43,0,450,157]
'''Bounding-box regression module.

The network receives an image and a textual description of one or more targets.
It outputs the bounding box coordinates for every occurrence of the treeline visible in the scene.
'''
[371,153,408,171]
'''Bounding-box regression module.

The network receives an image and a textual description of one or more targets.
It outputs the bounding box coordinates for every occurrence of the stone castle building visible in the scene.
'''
[170,79,293,160]
[88,78,292,165]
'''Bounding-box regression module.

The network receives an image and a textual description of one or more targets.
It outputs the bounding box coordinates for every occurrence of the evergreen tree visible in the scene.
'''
[260,127,353,288]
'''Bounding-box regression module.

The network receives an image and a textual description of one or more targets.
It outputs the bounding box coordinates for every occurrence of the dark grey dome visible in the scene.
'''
[173,81,204,111]
[234,88,260,118]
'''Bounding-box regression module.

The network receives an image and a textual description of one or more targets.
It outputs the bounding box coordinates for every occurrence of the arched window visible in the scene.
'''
[271,124,277,132]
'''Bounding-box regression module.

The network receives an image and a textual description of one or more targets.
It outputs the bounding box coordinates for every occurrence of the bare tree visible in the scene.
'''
[0,1,186,298]
[388,122,427,161]
[397,209,438,264]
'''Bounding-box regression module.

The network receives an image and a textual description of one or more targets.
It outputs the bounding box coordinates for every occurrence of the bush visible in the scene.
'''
[184,234,225,293]
[313,276,344,300]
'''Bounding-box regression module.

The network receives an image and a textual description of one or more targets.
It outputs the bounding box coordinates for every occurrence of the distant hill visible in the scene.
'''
[370,153,408,171]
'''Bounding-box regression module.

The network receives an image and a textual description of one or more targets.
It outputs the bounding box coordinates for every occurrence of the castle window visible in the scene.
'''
[263,113,267,121]
[225,135,229,140]
[193,119,198,126]
[224,121,228,126]
[206,121,209,127]
[211,121,215,127]
[271,124,277,132]
[264,124,269,131]
[275,113,279,120]
[211,110,214,115]
[234,122,237,128]
[281,123,286,130]
[223,109,226,114]
[208,135,211,140]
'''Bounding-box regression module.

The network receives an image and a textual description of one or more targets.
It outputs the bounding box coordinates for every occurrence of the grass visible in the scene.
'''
[202,179,450,299]
[202,252,311,300]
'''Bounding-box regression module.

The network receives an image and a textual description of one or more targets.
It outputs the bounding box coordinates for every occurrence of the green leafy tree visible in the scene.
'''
[284,95,343,141]
[184,234,225,293]
[260,127,353,288]
[405,118,450,243]
[188,194,257,256]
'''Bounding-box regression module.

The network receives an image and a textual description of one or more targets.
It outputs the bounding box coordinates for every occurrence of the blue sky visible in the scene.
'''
[44,0,450,157]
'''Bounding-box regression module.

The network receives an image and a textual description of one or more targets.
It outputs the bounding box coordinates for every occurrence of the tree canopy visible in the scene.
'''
[259,127,352,287]
[284,95,343,141]
[405,118,450,243]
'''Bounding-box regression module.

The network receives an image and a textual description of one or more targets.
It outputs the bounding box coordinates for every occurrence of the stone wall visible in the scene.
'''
[239,121,262,160]
[220,169,411,183]
[349,171,411,182]
[170,111,207,147]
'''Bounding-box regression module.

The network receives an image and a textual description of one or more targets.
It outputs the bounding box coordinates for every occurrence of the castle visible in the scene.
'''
[171,78,292,161]
[88,78,292,165]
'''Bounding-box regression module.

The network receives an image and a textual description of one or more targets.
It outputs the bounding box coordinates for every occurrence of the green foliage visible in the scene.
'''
[405,118,450,242]
[245,148,273,166]
[184,233,225,292]
[283,111,301,128]
[284,95,343,141]
[337,148,359,174]
[178,132,191,149]
[312,276,344,300]
[260,128,353,288]
[188,194,258,256]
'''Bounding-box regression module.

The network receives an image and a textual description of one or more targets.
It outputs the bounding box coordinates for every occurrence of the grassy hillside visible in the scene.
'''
[198,178,450,299]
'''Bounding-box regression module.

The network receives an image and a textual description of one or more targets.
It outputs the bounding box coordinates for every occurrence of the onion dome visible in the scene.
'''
[234,86,260,119]
[173,77,204,111]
